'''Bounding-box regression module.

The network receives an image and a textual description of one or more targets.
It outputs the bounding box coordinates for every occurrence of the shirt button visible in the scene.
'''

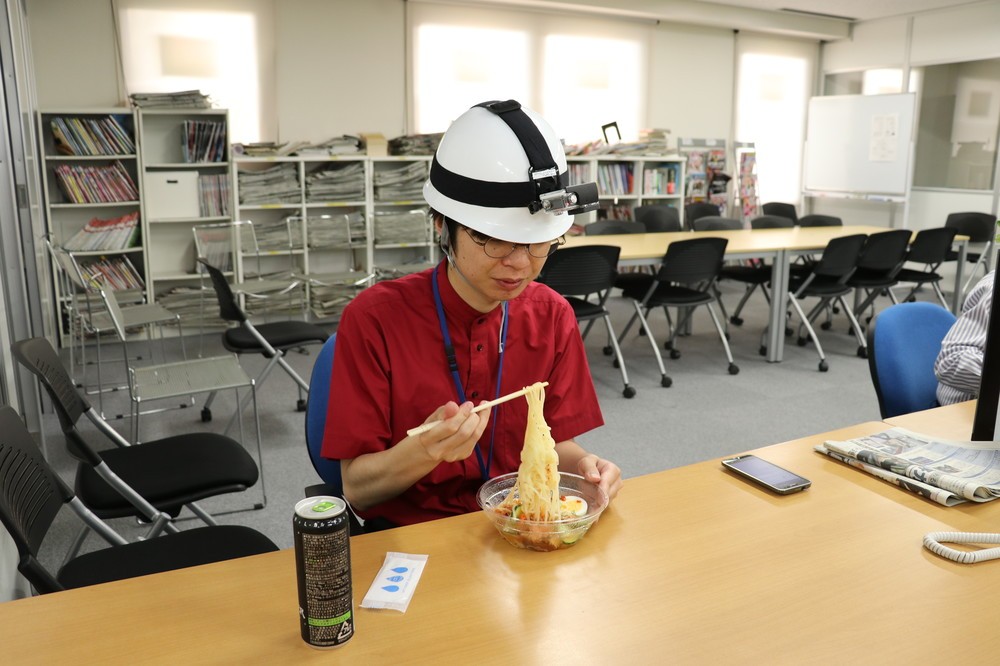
[476,344,484,352]
[471,391,479,398]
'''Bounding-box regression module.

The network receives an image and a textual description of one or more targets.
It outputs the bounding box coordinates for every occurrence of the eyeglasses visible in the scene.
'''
[462,227,565,259]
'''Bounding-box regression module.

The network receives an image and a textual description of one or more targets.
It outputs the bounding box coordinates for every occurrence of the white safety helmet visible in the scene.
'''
[424,100,597,244]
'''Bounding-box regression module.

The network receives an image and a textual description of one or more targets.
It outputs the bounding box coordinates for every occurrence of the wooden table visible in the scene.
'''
[566,225,969,362]
[5,420,1000,663]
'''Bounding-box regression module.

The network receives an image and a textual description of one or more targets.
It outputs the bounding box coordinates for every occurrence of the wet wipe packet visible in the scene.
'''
[360,552,428,612]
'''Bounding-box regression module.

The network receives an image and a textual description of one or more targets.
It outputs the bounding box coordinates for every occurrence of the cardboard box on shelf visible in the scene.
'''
[361,133,388,157]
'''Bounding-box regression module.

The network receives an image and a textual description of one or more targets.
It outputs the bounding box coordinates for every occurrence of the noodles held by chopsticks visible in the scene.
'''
[497,382,560,521]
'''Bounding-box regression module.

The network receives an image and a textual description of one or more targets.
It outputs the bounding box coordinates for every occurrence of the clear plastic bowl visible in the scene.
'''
[477,472,609,552]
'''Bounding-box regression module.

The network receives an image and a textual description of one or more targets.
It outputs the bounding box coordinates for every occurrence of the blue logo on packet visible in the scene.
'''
[382,585,400,592]
[386,575,404,582]
[391,567,409,573]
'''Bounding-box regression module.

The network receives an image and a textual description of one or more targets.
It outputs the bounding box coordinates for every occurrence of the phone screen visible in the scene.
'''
[722,455,811,493]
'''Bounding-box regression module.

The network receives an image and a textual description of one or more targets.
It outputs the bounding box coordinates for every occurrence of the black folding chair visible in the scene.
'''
[584,220,645,235]
[892,226,959,309]
[943,212,997,297]
[761,202,798,223]
[0,405,277,594]
[197,258,330,428]
[537,245,635,398]
[634,205,681,233]
[761,234,868,371]
[723,215,794,326]
[11,336,265,557]
[619,237,738,387]
[684,202,721,229]
[846,229,912,327]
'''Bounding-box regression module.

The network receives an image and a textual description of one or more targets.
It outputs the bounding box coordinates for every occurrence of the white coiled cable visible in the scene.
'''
[923,532,1000,564]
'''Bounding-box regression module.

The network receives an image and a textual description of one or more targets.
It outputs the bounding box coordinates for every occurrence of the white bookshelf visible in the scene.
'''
[566,155,686,228]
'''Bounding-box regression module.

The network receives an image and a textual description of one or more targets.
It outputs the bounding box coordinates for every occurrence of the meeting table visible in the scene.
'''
[3,402,999,663]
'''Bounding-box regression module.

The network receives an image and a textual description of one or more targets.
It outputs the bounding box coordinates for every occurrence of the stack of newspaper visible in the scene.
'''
[817,428,1000,507]
[129,90,211,109]
[238,163,300,204]
[373,162,427,201]
[306,162,365,202]
[388,133,442,156]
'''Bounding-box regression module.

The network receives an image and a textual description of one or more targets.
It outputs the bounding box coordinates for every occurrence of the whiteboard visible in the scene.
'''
[804,93,916,197]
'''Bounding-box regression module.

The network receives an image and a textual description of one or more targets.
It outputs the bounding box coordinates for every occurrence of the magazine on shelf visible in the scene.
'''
[816,427,1000,507]
[62,211,140,251]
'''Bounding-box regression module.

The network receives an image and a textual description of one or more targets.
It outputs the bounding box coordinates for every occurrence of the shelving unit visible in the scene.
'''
[566,155,686,229]
[232,154,435,320]
[136,108,234,325]
[38,108,143,345]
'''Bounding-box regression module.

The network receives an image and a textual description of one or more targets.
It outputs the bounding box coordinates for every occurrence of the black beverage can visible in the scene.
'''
[293,496,354,649]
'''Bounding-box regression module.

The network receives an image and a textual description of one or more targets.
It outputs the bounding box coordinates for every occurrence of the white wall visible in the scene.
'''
[648,22,733,141]
[274,0,406,142]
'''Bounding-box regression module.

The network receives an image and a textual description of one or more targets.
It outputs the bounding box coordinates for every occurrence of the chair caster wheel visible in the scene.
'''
[820,321,832,330]
[669,349,681,360]
[797,337,808,347]
[297,398,307,412]
[724,332,731,341]
[819,360,829,372]
[660,375,673,388]
[785,326,793,336]
[201,408,212,422]
[857,346,868,359]
[623,386,636,399]
[602,345,613,356]
[728,363,739,375]
[664,341,674,351]
[758,345,767,356]
[638,328,646,336]
[730,316,743,326]
[612,359,620,369]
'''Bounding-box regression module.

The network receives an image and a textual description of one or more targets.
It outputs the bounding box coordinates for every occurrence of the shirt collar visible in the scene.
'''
[435,259,505,327]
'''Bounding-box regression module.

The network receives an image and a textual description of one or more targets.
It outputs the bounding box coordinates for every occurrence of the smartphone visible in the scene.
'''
[721,454,811,494]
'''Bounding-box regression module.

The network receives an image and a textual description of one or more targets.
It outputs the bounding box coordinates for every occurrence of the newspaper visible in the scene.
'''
[816,427,1000,507]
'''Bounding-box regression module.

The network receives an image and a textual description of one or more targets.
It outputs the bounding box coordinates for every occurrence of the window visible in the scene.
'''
[409,3,648,144]
[116,1,274,143]
[736,45,814,205]
[913,58,1000,190]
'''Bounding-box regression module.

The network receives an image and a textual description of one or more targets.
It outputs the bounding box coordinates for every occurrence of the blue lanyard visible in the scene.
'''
[431,264,508,480]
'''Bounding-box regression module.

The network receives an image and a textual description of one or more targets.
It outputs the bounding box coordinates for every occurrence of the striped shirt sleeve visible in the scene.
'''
[935,271,994,405]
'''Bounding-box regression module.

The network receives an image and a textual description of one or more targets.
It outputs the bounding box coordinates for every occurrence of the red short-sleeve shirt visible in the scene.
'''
[321,261,603,526]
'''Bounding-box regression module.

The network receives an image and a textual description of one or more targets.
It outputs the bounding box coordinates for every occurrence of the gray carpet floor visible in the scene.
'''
[32,278,938,572]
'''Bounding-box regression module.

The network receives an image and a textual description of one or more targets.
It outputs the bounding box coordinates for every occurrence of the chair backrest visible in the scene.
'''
[10,337,102,466]
[584,220,645,236]
[797,214,843,228]
[536,245,620,298]
[0,404,75,593]
[750,215,794,230]
[812,234,868,279]
[906,226,958,265]
[684,202,720,226]
[197,258,248,323]
[945,212,996,243]
[692,216,742,231]
[761,202,798,223]
[656,237,728,286]
[867,302,957,418]
[857,229,912,273]
[633,205,681,233]
[305,334,344,494]
[192,222,236,273]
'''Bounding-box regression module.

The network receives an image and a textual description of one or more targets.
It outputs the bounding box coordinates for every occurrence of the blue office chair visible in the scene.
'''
[303,333,374,534]
[867,302,956,418]
[305,333,342,496]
